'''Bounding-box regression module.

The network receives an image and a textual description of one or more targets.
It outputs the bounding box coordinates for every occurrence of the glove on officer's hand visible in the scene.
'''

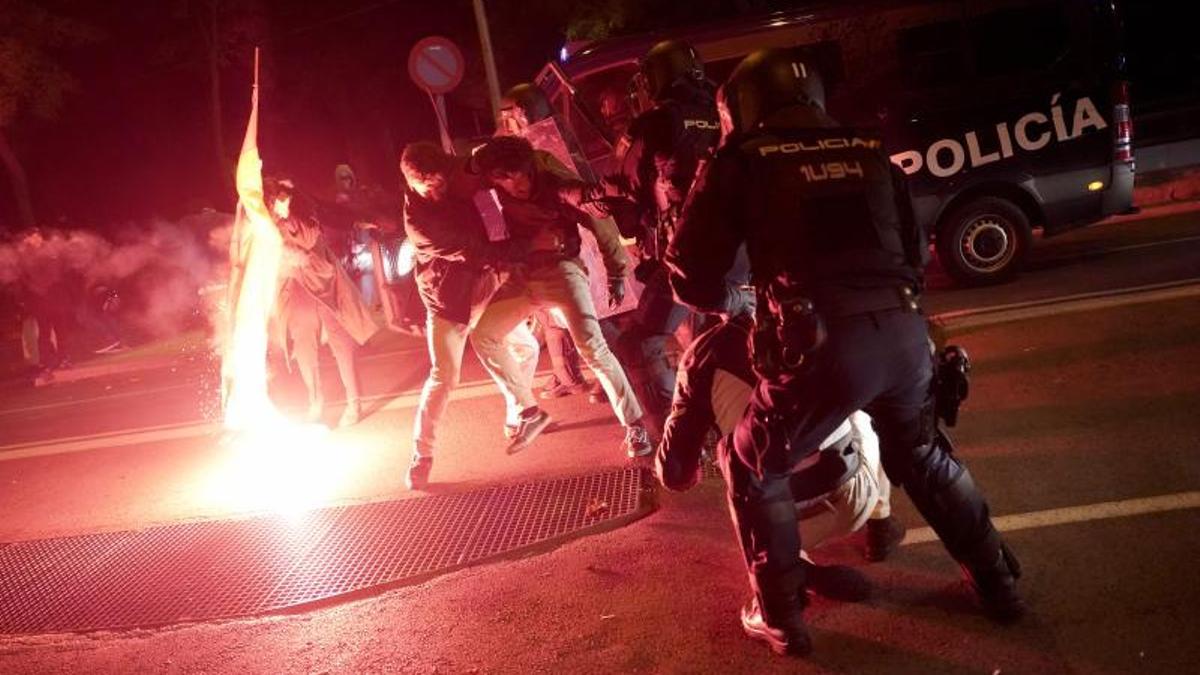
[633,258,661,284]
[607,276,626,309]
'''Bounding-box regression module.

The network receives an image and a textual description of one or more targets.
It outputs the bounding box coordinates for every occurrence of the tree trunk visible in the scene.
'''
[0,127,36,228]
[200,0,231,198]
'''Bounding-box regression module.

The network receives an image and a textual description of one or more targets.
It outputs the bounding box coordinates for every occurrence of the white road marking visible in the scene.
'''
[932,278,1200,331]
[0,377,511,462]
[0,382,195,417]
[0,346,426,416]
[901,491,1200,546]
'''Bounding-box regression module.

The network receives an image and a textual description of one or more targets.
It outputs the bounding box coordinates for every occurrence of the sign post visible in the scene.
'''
[408,36,465,155]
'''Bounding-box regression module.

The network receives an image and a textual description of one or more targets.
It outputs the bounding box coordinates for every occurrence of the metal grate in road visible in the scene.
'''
[0,467,652,635]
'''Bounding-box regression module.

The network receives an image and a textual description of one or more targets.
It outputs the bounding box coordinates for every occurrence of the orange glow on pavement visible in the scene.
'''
[200,420,357,517]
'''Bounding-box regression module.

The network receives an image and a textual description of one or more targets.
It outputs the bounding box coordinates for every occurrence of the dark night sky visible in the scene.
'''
[3,0,1197,229]
[9,0,568,227]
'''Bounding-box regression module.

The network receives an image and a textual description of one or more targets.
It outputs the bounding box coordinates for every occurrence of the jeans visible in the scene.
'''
[473,259,644,427]
[534,307,585,386]
[629,267,691,430]
[413,271,504,458]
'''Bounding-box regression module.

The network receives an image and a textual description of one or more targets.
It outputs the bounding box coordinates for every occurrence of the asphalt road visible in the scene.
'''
[1,207,1198,672]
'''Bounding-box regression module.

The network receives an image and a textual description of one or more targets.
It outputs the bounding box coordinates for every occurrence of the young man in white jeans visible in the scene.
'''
[470,136,652,458]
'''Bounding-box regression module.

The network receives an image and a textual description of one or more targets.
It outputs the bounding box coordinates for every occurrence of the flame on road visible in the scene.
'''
[208,64,362,515]
[221,207,283,432]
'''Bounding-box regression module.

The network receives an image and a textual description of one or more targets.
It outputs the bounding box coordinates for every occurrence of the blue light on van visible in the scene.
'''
[560,45,569,63]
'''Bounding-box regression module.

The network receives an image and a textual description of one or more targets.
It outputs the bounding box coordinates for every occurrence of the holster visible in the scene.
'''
[935,345,971,427]
[751,283,826,379]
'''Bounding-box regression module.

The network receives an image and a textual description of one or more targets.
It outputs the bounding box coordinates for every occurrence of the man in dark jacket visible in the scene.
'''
[400,141,543,489]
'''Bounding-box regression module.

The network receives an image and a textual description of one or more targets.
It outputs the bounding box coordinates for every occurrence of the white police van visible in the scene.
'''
[534,0,1135,285]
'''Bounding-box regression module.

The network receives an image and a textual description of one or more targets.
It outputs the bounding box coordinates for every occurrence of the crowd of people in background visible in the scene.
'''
[0,219,221,385]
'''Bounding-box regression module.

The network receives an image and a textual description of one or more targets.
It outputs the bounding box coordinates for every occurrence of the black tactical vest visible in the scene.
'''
[731,121,918,295]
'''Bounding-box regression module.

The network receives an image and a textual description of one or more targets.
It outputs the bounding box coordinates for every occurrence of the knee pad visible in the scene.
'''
[907,454,1000,562]
[882,425,958,488]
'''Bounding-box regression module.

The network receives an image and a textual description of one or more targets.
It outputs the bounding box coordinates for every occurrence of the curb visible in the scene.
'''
[931,278,1200,332]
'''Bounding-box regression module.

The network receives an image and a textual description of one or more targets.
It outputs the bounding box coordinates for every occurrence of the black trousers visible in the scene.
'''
[726,308,1002,608]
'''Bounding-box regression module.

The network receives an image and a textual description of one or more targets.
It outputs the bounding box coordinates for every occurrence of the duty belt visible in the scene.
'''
[815,285,920,317]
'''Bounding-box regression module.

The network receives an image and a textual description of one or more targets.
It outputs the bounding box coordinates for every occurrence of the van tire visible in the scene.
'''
[936,196,1033,286]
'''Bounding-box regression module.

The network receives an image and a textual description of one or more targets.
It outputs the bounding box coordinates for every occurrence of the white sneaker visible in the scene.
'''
[506,408,553,455]
[622,424,653,458]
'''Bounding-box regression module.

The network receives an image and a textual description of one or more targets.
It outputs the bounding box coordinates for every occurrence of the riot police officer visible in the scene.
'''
[665,48,1025,657]
[609,39,721,443]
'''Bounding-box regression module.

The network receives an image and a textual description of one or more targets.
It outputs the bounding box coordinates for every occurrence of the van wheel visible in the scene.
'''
[936,196,1032,286]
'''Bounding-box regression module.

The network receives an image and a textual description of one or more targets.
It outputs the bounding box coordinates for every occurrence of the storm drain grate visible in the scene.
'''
[0,467,652,635]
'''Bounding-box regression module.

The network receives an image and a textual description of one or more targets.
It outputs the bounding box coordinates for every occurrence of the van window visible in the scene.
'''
[897,20,968,89]
[970,3,1068,77]
[705,57,742,87]
[573,63,638,154]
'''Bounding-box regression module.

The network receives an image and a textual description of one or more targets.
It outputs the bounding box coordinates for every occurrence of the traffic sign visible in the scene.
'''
[408,36,465,95]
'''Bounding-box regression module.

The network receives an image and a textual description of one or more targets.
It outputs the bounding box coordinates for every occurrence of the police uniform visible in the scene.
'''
[665,48,1024,657]
[611,40,721,435]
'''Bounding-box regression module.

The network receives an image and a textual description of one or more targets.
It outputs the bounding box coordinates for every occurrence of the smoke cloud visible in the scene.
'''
[0,210,235,343]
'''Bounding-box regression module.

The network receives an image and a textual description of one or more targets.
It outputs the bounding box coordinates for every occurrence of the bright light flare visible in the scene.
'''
[200,415,358,517]
[221,208,283,432]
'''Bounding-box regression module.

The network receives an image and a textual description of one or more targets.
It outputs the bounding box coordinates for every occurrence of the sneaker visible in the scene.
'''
[622,423,653,458]
[405,456,433,491]
[739,596,812,657]
[588,381,608,404]
[803,561,872,602]
[506,408,553,455]
[864,515,907,562]
[539,376,587,399]
[503,424,519,439]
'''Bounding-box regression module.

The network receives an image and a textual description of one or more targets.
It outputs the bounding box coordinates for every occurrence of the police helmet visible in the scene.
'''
[717,48,825,137]
[499,83,554,134]
[638,40,705,102]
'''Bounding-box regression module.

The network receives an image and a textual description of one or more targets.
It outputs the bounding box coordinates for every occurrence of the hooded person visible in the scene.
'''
[265,176,379,427]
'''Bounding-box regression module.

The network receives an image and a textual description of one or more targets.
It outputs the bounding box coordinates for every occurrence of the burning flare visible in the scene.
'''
[222,56,283,430]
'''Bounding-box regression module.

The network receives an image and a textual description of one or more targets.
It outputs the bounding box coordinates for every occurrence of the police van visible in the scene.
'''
[533,0,1134,285]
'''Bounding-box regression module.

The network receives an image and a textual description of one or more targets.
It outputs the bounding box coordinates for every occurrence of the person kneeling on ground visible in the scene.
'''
[655,286,906,599]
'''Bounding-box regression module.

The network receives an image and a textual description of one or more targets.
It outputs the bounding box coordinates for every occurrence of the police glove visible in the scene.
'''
[633,258,661,284]
[607,276,626,309]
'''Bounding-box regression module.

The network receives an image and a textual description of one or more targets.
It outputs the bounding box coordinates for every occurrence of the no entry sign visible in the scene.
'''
[408,36,465,95]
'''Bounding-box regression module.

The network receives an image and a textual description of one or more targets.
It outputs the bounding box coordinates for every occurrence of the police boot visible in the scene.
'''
[900,443,1026,623]
[960,531,1026,624]
[741,566,812,657]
